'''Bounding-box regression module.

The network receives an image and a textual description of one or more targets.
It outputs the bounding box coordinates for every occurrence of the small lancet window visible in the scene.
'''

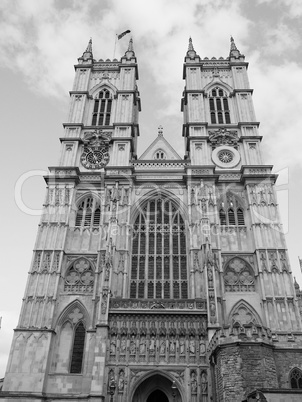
[92,89,113,126]
[290,368,302,389]
[154,150,166,160]
[209,87,231,124]
[75,197,101,227]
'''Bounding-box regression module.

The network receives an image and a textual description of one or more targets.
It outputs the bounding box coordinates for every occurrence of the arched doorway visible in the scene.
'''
[147,390,168,402]
[132,373,182,402]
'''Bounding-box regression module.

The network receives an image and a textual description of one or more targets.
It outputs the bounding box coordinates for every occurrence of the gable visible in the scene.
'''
[139,135,182,160]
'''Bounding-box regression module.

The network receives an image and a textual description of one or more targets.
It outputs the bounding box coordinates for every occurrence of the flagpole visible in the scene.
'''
[113,34,118,60]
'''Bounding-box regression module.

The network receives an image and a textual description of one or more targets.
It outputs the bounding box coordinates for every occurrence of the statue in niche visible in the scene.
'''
[189,335,195,354]
[179,336,185,355]
[120,335,127,353]
[160,337,166,354]
[201,371,208,394]
[118,370,125,392]
[199,338,206,355]
[149,335,156,354]
[139,335,146,354]
[108,369,115,390]
[207,267,213,288]
[130,334,136,354]
[190,371,197,394]
[169,335,176,354]
[110,336,116,354]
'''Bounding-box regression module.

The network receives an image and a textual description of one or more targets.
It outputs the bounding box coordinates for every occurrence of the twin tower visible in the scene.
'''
[1,37,302,402]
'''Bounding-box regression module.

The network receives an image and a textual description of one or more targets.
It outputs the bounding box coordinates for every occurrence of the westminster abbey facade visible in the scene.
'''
[1,37,302,402]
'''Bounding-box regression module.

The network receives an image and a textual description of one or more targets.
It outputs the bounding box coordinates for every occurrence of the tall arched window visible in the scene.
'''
[92,89,113,126]
[53,305,87,374]
[290,368,302,389]
[130,197,188,299]
[75,197,101,227]
[209,87,231,124]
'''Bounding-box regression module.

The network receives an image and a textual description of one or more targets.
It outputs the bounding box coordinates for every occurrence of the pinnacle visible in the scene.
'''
[81,37,93,60]
[229,36,242,58]
[186,37,197,59]
[86,37,93,53]
[124,37,135,59]
[128,37,134,52]
[188,37,195,52]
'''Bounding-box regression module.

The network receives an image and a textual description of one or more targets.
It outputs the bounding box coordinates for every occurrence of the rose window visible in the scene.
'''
[65,258,94,292]
[224,258,255,292]
[218,150,233,163]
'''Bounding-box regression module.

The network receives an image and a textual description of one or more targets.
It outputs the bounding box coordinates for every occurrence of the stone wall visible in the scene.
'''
[214,343,278,402]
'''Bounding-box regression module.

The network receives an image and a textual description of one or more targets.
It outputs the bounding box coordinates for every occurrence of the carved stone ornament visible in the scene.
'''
[208,127,239,149]
[80,129,112,169]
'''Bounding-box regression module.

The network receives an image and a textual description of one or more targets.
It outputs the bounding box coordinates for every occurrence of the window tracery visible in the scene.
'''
[75,197,101,227]
[290,368,302,389]
[209,87,231,124]
[64,258,94,292]
[130,197,188,299]
[224,258,255,292]
[92,88,113,126]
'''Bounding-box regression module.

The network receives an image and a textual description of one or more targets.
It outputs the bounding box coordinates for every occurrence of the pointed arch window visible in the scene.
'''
[130,197,188,299]
[290,368,302,389]
[92,89,113,126]
[209,87,231,124]
[53,306,87,374]
[75,197,101,227]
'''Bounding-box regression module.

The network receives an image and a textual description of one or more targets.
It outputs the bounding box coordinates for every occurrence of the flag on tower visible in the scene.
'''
[117,30,131,40]
[299,256,302,272]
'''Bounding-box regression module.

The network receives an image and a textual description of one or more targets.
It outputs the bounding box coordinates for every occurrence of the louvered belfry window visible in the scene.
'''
[75,197,101,227]
[209,87,231,124]
[92,89,112,126]
[130,198,188,299]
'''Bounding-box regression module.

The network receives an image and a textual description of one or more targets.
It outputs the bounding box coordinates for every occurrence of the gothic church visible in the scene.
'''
[1,37,302,402]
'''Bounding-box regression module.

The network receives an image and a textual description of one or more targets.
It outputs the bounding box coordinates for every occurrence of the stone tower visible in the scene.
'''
[1,37,302,402]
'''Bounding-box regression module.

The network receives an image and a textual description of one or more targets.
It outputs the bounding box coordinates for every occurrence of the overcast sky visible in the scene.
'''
[1,0,302,376]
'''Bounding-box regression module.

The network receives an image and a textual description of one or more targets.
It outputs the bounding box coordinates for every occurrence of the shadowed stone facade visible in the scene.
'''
[1,37,302,402]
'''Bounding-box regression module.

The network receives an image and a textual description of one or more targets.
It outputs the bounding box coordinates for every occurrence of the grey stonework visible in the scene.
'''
[1,37,302,402]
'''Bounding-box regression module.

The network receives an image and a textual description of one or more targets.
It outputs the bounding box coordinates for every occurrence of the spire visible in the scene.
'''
[186,37,197,59]
[81,38,93,61]
[229,36,243,59]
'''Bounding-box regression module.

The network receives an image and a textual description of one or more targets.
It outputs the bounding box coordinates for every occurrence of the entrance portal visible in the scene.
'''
[132,373,182,402]
[147,390,169,402]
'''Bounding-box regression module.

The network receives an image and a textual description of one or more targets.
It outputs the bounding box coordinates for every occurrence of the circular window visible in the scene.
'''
[212,145,240,169]
[218,150,234,164]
